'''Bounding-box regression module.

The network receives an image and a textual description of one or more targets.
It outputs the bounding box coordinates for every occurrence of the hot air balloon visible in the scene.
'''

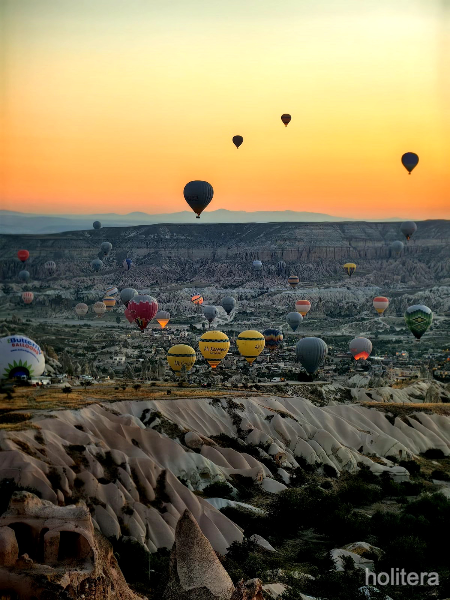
[288,275,299,288]
[17,250,29,263]
[295,337,328,374]
[232,135,243,149]
[128,295,158,332]
[93,301,106,317]
[103,296,116,311]
[295,300,311,317]
[404,305,432,340]
[124,307,135,323]
[400,221,417,241]
[183,180,214,218]
[390,240,404,256]
[199,331,230,368]
[276,261,286,276]
[45,261,56,275]
[349,337,373,360]
[281,114,291,127]
[123,258,133,271]
[22,292,34,305]
[401,152,419,174]
[156,310,170,328]
[203,305,218,325]
[263,329,283,353]
[287,311,303,331]
[167,344,196,374]
[236,330,265,365]
[18,270,30,283]
[252,260,263,272]
[120,288,137,307]
[373,297,389,315]
[93,221,101,230]
[191,294,204,306]
[75,303,89,317]
[0,335,45,380]
[343,263,356,277]
[221,296,236,315]
[100,242,112,256]
[104,286,119,297]
[91,259,103,272]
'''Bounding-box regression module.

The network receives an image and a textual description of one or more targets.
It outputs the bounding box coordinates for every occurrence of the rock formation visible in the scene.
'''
[0,491,143,600]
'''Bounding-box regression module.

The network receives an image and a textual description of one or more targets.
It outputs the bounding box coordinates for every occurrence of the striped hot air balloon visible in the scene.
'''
[263,329,283,353]
[167,345,196,374]
[104,286,119,297]
[103,296,116,311]
[236,330,265,365]
[75,303,89,317]
[288,275,299,288]
[373,297,389,315]
[295,300,311,317]
[191,294,204,305]
[22,292,34,305]
[343,263,356,277]
[199,331,230,368]
[93,301,106,317]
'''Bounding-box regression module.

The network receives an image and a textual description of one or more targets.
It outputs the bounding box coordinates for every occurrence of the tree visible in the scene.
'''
[124,363,135,380]
[62,386,72,398]
[133,383,142,393]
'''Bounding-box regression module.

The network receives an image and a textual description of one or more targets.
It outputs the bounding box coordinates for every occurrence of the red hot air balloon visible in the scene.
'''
[18,250,30,263]
[124,307,135,324]
[22,291,34,304]
[128,295,158,332]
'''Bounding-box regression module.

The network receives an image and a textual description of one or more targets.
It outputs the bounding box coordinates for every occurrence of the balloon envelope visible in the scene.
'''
[252,260,263,271]
[123,258,133,271]
[124,307,135,323]
[75,303,89,316]
[100,242,112,255]
[281,114,291,126]
[19,270,30,283]
[199,331,230,368]
[373,297,389,315]
[221,296,236,315]
[349,337,373,360]
[343,263,356,277]
[103,296,116,311]
[232,135,243,148]
[295,300,311,317]
[93,221,101,229]
[401,152,419,174]
[17,250,29,263]
[191,294,204,305]
[263,329,283,353]
[167,344,196,374]
[93,301,106,316]
[120,288,137,307]
[236,330,265,364]
[183,180,214,218]
[287,311,303,331]
[22,292,34,304]
[295,337,328,374]
[0,335,45,379]
[156,310,170,328]
[288,275,299,288]
[400,221,417,241]
[91,259,103,272]
[203,305,218,324]
[404,305,432,339]
[104,287,119,297]
[390,240,404,255]
[128,295,158,331]
[45,261,56,274]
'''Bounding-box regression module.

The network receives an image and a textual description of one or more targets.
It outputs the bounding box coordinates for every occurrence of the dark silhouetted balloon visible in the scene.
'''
[100,242,112,255]
[401,152,419,174]
[287,311,302,331]
[221,296,236,315]
[93,221,102,230]
[281,114,291,127]
[232,135,243,149]
[203,305,218,324]
[390,240,404,255]
[295,337,328,374]
[19,270,30,283]
[183,180,214,218]
[91,259,103,272]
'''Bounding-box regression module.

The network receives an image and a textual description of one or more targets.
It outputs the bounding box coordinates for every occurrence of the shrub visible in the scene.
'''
[422,448,445,459]
[431,469,450,481]
[202,481,234,499]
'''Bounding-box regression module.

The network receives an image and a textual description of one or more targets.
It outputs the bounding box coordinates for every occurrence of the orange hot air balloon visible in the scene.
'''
[373,296,389,315]
[281,114,291,127]
[295,300,311,317]
[156,310,170,329]
[22,291,34,304]
[18,250,29,263]
[191,294,203,305]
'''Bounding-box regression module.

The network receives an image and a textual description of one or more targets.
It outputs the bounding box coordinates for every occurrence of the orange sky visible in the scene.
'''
[1,0,449,219]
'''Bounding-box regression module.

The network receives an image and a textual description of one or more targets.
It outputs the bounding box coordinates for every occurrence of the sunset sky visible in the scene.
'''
[1,0,449,219]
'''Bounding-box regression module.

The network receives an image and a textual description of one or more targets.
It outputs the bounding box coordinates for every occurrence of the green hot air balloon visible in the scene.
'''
[404,305,432,340]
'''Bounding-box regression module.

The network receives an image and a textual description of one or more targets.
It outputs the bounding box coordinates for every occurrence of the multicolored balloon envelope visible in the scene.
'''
[263,329,283,353]
[287,311,303,331]
[236,330,265,365]
[75,303,89,316]
[404,305,432,340]
[183,180,214,218]
[167,344,196,374]
[288,275,299,288]
[22,292,34,305]
[104,286,119,297]
[191,294,204,305]
[349,337,373,360]
[103,296,116,311]
[343,263,356,277]
[295,337,328,374]
[373,297,389,315]
[156,310,170,328]
[0,335,45,379]
[295,300,311,317]
[128,295,158,332]
[401,152,419,174]
[199,331,230,368]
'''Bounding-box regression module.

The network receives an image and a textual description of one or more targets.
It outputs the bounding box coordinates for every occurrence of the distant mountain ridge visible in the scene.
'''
[0,209,411,234]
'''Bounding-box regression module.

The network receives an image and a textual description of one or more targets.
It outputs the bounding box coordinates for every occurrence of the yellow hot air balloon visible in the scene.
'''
[236,330,265,365]
[103,296,116,311]
[167,344,196,374]
[199,331,230,369]
[343,262,356,277]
